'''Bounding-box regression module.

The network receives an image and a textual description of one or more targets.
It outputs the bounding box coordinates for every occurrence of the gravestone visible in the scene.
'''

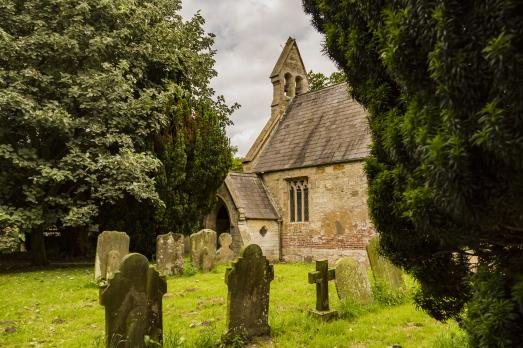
[99,253,167,348]
[224,244,274,340]
[156,233,184,276]
[366,236,405,290]
[106,250,122,280]
[189,229,217,271]
[201,247,214,272]
[308,260,338,320]
[95,231,130,281]
[334,257,373,304]
[216,233,235,264]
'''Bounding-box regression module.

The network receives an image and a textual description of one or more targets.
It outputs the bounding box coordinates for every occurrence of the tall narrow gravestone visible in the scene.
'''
[224,244,274,341]
[156,233,184,276]
[190,229,217,271]
[95,231,130,281]
[216,233,235,264]
[334,257,373,304]
[366,236,405,290]
[308,260,338,320]
[100,253,167,348]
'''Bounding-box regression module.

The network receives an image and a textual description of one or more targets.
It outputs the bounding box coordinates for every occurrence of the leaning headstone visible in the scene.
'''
[308,260,338,320]
[216,233,235,264]
[95,231,130,281]
[334,257,373,304]
[224,244,274,341]
[99,253,167,348]
[156,233,184,276]
[366,236,405,290]
[189,229,217,271]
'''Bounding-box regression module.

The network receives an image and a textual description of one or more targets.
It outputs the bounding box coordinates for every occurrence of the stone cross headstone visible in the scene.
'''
[189,229,217,271]
[308,259,338,320]
[224,244,274,341]
[334,257,373,304]
[156,232,184,276]
[366,236,405,290]
[99,253,167,348]
[216,233,235,264]
[95,231,130,281]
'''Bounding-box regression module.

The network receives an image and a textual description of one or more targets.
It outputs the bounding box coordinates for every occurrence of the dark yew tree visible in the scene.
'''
[303,1,523,344]
[0,0,235,263]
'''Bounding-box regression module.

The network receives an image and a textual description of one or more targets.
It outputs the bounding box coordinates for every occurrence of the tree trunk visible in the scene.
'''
[30,227,49,266]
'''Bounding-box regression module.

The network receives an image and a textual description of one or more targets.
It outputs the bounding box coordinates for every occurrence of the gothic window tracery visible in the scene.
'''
[289,179,309,222]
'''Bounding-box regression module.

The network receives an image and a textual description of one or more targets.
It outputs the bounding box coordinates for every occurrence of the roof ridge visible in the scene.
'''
[228,172,258,177]
[294,82,347,100]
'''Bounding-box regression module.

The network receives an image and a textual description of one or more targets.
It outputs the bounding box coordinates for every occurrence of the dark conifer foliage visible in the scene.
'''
[303,1,523,344]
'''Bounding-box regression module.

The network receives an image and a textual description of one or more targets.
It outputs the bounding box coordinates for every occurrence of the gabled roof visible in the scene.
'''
[224,173,279,220]
[251,83,371,173]
[270,37,307,78]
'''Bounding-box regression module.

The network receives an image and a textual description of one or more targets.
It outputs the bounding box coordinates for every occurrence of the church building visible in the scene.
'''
[204,38,375,264]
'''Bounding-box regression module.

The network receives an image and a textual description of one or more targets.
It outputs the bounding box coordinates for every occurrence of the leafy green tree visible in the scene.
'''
[0,0,235,264]
[304,0,523,343]
[307,70,346,91]
[231,157,244,173]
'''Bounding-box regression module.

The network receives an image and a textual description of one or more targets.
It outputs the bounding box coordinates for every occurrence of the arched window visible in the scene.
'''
[295,75,304,95]
[288,178,309,222]
[284,72,294,97]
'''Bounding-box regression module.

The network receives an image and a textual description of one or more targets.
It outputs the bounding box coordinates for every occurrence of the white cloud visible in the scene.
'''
[181,0,337,156]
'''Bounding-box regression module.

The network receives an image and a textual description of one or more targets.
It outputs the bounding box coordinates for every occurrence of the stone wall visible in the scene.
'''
[261,161,375,265]
[245,219,280,261]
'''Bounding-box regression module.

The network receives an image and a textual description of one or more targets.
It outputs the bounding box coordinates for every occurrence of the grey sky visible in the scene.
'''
[180,1,338,156]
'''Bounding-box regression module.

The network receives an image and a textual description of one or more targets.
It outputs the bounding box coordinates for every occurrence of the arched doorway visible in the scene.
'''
[215,203,231,235]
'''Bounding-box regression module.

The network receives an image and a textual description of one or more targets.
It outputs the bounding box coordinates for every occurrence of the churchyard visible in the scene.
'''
[1,257,466,347]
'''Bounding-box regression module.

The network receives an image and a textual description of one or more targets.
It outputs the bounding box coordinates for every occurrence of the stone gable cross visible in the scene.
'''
[308,259,338,320]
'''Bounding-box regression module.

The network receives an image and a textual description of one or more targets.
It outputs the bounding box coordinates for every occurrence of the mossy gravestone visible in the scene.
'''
[100,253,167,348]
[95,231,130,281]
[366,236,405,290]
[216,233,235,264]
[334,257,373,304]
[224,244,274,341]
[190,229,217,271]
[156,232,184,276]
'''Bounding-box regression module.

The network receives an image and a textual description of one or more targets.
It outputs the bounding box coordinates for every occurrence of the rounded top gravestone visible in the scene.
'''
[334,257,373,304]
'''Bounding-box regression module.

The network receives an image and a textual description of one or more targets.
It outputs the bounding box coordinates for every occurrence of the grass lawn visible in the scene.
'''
[0,262,466,347]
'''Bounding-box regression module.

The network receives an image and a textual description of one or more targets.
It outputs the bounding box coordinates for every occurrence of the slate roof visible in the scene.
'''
[251,83,371,173]
[224,173,279,220]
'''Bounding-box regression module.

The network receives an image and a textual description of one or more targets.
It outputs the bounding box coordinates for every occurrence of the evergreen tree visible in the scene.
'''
[303,1,523,343]
[0,0,235,263]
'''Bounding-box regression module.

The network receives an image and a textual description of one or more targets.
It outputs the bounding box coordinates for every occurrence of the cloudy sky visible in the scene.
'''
[180,1,338,156]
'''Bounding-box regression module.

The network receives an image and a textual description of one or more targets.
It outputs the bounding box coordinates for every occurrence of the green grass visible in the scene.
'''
[0,262,466,347]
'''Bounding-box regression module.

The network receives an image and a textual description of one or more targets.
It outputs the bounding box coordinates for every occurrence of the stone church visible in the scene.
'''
[204,38,375,264]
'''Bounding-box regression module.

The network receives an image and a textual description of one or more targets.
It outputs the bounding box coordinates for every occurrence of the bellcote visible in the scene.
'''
[270,38,309,116]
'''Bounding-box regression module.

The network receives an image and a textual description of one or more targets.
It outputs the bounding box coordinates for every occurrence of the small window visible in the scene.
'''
[259,226,268,237]
[289,179,309,222]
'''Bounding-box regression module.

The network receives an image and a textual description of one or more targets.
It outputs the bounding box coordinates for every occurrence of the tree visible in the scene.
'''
[0,0,235,264]
[307,70,346,91]
[303,1,523,344]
